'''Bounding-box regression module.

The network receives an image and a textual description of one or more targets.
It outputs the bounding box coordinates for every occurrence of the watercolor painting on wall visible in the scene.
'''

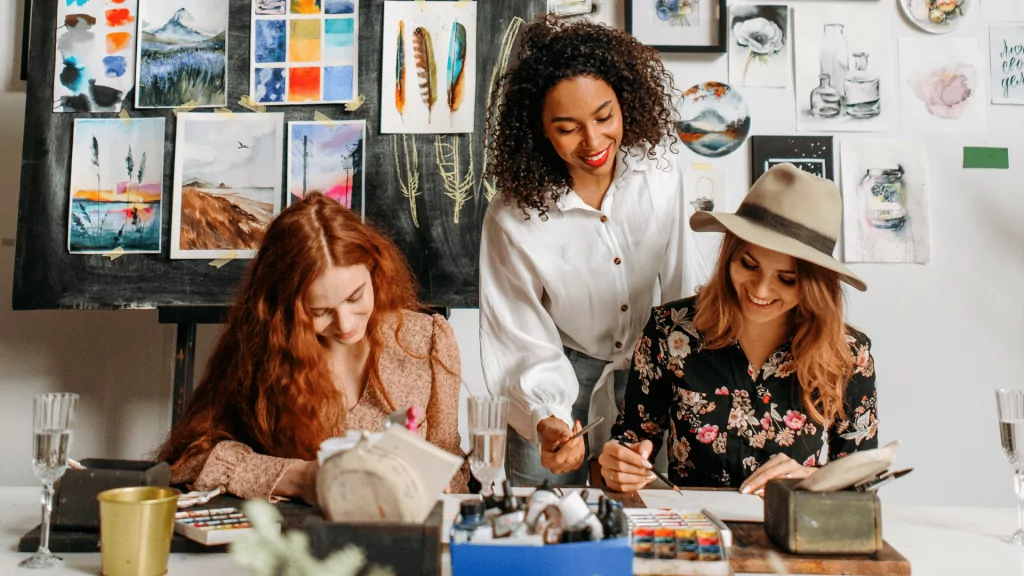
[728,5,789,88]
[135,0,229,108]
[794,3,895,132]
[749,135,833,184]
[840,139,930,264]
[287,121,366,219]
[171,113,284,259]
[683,167,727,295]
[990,25,1024,105]
[899,0,972,34]
[53,0,139,112]
[68,118,165,254]
[380,1,478,134]
[250,0,358,105]
[898,37,986,133]
[675,82,751,158]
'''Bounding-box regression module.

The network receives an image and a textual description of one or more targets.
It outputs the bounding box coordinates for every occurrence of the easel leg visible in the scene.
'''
[171,322,197,426]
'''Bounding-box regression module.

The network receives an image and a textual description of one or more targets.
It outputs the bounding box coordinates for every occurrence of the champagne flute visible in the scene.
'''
[20,393,79,569]
[997,389,1024,545]
[466,396,509,496]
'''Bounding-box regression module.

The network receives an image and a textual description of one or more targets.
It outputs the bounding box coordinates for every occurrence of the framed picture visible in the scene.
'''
[749,135,834,185]
[625,0,727,53]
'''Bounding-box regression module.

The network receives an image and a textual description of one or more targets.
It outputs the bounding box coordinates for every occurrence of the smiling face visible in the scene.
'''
[541,75,623,180]
[729,244,800,327]
[305,264,375,345]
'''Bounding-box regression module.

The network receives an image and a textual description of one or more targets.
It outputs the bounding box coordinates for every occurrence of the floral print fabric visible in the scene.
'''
[610,296,879,488]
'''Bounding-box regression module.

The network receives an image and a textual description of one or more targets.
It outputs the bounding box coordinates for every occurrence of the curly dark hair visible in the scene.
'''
[484,14,679,219]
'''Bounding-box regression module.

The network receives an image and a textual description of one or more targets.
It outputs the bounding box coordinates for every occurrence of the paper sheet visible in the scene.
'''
[638,489,764,523]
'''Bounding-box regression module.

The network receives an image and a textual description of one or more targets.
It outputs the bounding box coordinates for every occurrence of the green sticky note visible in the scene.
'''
[963,147,1009,169]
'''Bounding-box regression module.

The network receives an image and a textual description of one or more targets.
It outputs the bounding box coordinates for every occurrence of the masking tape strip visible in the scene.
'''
[238,95,267,113]
[209,250,239,268]
[118,109,131,131]
[415,0,426,10]
[173,101,199,115]
[103,246,126,261]
[314,111,336,127]
[691,162,714,171]
[214,107,235,120]
[455,0,472,7]
[344,94,366,112]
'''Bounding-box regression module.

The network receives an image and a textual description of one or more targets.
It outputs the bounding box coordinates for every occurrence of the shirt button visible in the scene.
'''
[620,304,628,312]
[615,341,623,349]
[614,257,622,265]
[600,215,608,223]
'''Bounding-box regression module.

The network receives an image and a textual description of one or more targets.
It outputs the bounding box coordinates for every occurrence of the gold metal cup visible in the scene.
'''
[97,486,180,576]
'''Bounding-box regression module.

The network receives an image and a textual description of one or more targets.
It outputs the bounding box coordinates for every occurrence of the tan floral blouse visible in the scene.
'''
[170,310,470,499]
[610,296,879,487]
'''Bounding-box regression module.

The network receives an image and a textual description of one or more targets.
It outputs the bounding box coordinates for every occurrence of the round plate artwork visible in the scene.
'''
[675,82,751,158]
[899,0,972,34]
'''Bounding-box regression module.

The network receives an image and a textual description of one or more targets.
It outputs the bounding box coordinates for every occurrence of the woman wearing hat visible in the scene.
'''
[598,163,879,495]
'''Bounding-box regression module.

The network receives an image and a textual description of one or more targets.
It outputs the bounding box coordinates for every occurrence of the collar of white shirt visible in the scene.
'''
[553,147,649,213]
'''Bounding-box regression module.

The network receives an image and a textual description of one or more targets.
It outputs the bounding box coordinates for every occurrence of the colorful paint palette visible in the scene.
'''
[173,507,273,545]
[625,508,731,574]
[250,0,358,105]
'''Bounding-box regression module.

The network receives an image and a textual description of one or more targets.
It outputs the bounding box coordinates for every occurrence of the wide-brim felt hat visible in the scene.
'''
[690,162,866,292]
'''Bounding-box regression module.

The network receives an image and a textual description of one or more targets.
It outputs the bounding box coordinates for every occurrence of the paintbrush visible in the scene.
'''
[552,416,605,453]
[615,438,681,493]
[856,467,914,491]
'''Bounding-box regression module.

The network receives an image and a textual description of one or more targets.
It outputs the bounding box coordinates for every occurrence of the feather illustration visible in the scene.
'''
[396,21,406,122]
[412,27,437,123]
[446,22,467,126]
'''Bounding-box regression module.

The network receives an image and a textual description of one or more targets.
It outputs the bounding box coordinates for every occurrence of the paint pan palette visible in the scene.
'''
[625,509,732,576]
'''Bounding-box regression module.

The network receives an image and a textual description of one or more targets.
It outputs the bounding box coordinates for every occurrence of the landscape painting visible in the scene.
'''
[53,0,139,112]
[68,119,165,254]
[840,139,930,264]
[675,82,751,158]
[288,121,366,219]
[135,0,229,108]
[898,37,986,133]
[728,5,789,88]
[380,1,478,134]
[749,135,834,184]
[171,114,284,259]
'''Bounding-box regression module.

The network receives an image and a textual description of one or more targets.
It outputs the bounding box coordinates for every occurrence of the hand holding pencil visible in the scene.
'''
[598,437,658,492]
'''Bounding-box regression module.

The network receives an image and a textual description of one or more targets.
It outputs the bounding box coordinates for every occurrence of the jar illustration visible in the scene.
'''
[844,52,881,118]
[861,167,907,230]
[819,24,848,98]
[811,74,841,117]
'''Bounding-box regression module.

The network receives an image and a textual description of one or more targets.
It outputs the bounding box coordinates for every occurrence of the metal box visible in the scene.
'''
[764,478,882,555]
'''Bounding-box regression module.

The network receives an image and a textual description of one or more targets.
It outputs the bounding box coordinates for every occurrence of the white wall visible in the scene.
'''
[2,0,1022,510]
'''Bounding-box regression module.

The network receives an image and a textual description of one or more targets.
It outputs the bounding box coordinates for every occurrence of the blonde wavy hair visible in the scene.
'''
[692,233,854,425]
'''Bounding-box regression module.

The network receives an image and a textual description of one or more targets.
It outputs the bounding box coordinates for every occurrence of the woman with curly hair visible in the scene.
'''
[480,15,689,486]
[156,193,470,502]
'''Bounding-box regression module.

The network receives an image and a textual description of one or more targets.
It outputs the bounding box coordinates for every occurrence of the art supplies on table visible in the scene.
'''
[174,507,270,546]
[625,509,731,576]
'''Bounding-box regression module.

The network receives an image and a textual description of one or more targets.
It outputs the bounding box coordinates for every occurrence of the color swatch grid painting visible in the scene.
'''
[380,1,478,134]
[250,0,358,105]
[898,37,986,133]
[53,0,139,112]
[135,0,229,108]
[288,120,366,219]
[68,118,165,254]
[171,113,284,259]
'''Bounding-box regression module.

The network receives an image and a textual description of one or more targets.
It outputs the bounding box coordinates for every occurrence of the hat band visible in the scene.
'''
[735,204,836,255]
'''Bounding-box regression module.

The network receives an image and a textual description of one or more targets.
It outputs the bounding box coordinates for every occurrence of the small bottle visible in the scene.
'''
[861,167,907,230]
[810,74,841,117]
[525,479,559,531]
[844,52,880,118]
[452,500,488,543]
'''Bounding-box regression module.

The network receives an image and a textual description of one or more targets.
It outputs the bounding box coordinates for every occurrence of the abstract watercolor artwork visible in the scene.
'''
[990,26,1024,105]
[749,135,833,184]
[68,119,165,253]
[840,139,930,264]
[728,5,789,88]
[794,3,895,132]
[380,1,478,134]
[653,0,700,27]
[287,121,366,219]
[675,82,751,158]
[171,113,284,259]
[53,0,139,112]
[898,37,986,133]
[135,0,229,108]
[250,0,358,105]
[683,167,727,295]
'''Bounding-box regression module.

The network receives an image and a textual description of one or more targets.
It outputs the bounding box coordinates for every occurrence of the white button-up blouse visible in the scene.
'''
[479,146,690,450]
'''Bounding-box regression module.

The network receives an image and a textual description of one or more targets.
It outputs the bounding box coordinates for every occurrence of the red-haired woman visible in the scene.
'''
[156,193,470,502]
[599,164,879,495]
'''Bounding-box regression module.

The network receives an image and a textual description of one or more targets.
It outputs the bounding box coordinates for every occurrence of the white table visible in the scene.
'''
[3,486,1024,575]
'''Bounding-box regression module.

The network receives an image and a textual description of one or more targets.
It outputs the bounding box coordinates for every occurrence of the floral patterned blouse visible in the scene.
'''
[610,296,879,488]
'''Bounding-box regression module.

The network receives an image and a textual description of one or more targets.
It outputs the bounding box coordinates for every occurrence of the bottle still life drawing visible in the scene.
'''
[655,0,699,27]
[810,24,880,119]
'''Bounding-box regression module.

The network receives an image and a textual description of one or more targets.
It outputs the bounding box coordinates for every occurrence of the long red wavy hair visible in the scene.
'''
[156,193,421,468]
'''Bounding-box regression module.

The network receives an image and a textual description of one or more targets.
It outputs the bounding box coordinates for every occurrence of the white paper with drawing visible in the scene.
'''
[991,25,1024,105]
[840,140,930,264]
[729,5,790,88]
[794,4,895,132]
[898,37,986,133]
[683,168,726,295]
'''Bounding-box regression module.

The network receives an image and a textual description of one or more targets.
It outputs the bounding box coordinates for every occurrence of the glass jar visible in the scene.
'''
[819,24,848,99]
[845,52,881,118]
[810,74,841,117]
[860,167,907,230]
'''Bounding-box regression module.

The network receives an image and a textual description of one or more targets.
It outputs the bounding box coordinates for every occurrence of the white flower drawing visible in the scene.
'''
[734,17,785,84]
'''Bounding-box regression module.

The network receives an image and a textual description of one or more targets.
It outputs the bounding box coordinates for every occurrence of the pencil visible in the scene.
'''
[616,439,681,493]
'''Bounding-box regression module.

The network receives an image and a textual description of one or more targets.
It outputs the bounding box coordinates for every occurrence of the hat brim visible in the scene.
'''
[690,211,867,292]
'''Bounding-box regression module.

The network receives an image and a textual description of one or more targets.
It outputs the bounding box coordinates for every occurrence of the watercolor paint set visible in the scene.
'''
[625,509,732,576]
[174,506,270,546]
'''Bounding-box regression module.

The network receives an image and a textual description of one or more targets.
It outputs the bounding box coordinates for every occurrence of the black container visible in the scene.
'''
[52,459,171,530]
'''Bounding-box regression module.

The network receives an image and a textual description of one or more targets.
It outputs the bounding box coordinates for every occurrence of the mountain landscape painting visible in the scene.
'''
[171,114,284,259]
[136,0,229,108]
[675,82,751,158]
[287,121,366,218]
[68,118,165,254]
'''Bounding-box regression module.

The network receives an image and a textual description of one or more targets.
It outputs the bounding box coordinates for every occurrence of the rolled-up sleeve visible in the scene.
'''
[171,441,300,501]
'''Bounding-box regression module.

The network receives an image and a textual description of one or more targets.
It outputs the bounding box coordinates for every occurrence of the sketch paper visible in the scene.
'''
[684,168,727,295]
[749,135,834,184]
[898,37,986,133]
[68,119,165,254]
[840,139,930,264]
[381,1,478,134]
[53,0,139,112]
[288,121,366,219]
[251,0,358,105]
[135,0,229,108]
[729,5,790,88]
[794,3,895,132]
[171,113,285,259]
[991,25,1024,105]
